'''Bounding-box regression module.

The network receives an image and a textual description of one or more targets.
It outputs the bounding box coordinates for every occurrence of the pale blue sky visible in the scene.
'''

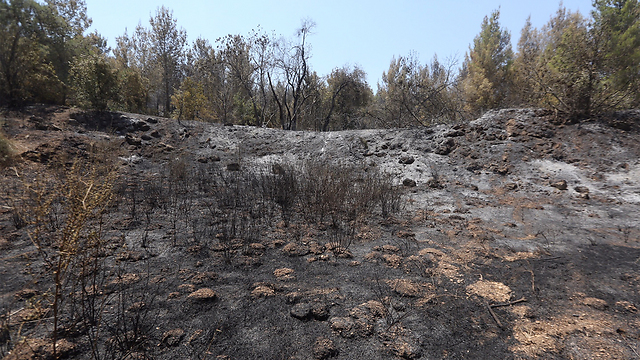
[85,0,593,88]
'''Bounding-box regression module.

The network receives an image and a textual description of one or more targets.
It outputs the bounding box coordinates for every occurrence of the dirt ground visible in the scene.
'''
[0,106,639,359]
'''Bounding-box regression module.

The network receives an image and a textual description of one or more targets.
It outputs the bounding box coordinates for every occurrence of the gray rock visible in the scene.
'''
[435,138,456,155]
[550,180,568,190]
[399,156,415,165]
[403,179,417,187]
[227,163,241,171]
[290,303,312,320]
[574,186,590,194]
[125,134,142,146]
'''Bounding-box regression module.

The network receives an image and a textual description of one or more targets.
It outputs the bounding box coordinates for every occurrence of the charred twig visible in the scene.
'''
[526,260,535,292]
[486,303,502,328]
[532,256,562,261]
[490,297,527,309]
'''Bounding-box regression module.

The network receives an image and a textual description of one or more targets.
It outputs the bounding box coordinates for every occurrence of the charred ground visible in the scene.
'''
[0,106,639,359]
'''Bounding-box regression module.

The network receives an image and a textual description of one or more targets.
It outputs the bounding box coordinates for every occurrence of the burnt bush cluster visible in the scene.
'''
[1,152,403,358]
[118,157,403,260]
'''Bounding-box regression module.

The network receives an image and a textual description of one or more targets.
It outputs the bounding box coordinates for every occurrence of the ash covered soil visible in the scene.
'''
[1,106,639,359]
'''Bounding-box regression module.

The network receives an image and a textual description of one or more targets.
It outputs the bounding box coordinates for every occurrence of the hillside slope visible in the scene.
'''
[1,106,639,359]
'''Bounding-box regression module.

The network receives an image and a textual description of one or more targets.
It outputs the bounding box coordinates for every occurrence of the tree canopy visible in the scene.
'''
[1,1,639,126]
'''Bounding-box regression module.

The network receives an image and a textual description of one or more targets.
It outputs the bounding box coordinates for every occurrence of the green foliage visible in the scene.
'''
[541,8,593,118]
[0,0,94,106]
[149,6,187,116]
[376,54,460,127]
[70,53,119,110]
[321,65,372,131]
[0,0,59,105]
[460,9,514,116]
[511,2,640,119]
[592,0,640,109]
[512,17,543,106]
[116,67,147,113]
[171,77,209,121]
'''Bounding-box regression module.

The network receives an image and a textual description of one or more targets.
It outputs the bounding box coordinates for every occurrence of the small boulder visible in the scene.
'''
[550,180,568,190]
[290,303,312,320]
[125,134,142,146]
[227,163,241,171]
[574,186,590,194]
[435,138,456,155]
[402,178,417,187]
[399,156,415,165]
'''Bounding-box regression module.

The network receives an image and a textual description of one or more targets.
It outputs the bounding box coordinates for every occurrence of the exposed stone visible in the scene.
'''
[615,301,638,313]
[159,143,174,152]
[399,156,415,165]
[4,338,77,360]
[574,186,590,194]
[435,138,456,155]
[444,129,465,137]
[550,180,568,190]
[227,163,241,171]
[309,241,325,255]
[418,248,446,257]
[402,178,417,187]
[125,134,142,146]
[133,120,151,132]
[396,231,415,239]
[330,317,354,336]
[387,339,422,359]
[290,303,312,320]
[383,254,403,268]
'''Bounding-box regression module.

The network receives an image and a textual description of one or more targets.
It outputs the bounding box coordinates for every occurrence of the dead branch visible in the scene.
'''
[486,303,502,328]
[490,297,527,309]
